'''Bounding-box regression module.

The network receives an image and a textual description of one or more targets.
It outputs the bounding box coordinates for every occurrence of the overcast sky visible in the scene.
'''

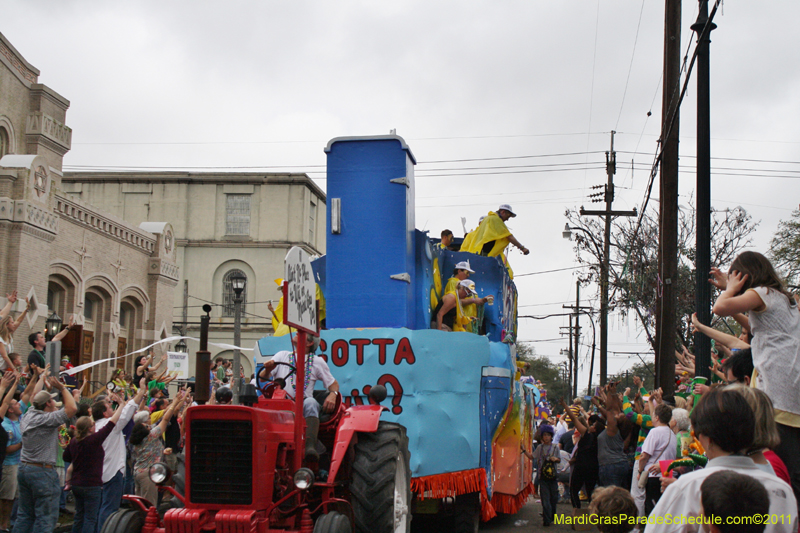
[4,1,799,391]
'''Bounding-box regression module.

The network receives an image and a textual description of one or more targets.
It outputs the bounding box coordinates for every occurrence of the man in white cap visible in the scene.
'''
[443,260,475,298]
[15,377,77,533]
[434,279,489,332]
[461,204,529,257]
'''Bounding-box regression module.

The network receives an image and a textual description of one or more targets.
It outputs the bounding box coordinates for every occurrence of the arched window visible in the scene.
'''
[0,128,9,159]
[222,269,247,317]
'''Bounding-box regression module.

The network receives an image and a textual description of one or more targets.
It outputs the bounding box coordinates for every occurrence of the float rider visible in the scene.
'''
[461,204,529,257]
[258,334,339,462]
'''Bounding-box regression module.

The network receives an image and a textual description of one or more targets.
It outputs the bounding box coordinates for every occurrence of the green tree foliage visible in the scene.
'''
[608,361,656,393]
[517,343,572,407]
[769,207,800,290]
[565,204,757,351]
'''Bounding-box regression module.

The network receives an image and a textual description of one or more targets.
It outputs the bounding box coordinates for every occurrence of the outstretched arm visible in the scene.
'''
[507,234,529,255]
[690,313,749,350]
[51,315,75,343]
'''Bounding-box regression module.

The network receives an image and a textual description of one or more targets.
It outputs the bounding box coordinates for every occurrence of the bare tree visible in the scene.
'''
[565,204,757,350]
[769,207,800,290]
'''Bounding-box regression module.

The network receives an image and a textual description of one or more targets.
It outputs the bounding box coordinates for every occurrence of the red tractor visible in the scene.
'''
[102,333,411,533]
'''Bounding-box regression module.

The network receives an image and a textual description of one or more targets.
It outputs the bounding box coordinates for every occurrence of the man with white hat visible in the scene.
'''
[461,204,529,257]
[434,279,489,332]
[15,376,77,533]
[443,260,475,297]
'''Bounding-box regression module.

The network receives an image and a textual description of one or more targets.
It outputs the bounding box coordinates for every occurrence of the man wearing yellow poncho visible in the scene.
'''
[434,279,489,332]
[268,278,326,336]
[443,260,475,297]
[461,204,529,257]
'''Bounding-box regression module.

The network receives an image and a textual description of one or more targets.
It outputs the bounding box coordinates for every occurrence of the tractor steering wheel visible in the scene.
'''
[255,361,296,399]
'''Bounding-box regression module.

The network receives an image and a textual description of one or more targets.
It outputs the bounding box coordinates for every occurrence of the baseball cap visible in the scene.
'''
[454,260,475,273]
[33,390,59,407]
[498,204,517,217]
[458,279,477,295]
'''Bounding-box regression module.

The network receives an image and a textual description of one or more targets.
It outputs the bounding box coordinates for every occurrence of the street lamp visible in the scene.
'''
[230,273,246,404]
[45,312,62,342]
[562,223,610,387]
[174,339,187,354]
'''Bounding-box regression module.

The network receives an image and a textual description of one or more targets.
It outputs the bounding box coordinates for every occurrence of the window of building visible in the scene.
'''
[226,194,251,235]
[222,269,247,317]
[84,297,94,321]
[309,200,317,243]
[0,128,9,159]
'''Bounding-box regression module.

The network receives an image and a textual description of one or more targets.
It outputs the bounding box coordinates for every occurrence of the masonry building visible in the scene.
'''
[61,171,326,379]
[0,31,178,384]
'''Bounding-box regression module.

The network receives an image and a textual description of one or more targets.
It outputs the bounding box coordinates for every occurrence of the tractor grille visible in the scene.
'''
[189,419,253,505]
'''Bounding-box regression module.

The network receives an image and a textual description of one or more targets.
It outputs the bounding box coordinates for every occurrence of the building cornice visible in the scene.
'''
[176,239,322,255]
[0,32,39,87]
[54,190,157,254]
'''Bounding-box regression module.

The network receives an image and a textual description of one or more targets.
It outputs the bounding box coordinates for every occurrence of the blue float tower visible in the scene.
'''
[324,135,417,329]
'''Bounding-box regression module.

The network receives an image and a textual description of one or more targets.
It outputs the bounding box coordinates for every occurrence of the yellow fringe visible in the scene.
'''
[410,468,498,522]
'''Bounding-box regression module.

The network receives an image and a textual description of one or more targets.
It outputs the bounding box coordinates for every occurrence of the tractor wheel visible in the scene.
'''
[452,492,481,533]
[313,511,352,533]
[99,508,145,533]
[351,421,411,533]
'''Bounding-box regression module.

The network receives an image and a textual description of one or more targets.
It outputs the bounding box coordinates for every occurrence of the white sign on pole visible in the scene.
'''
[167,351,189,380]
[284,246,318,334]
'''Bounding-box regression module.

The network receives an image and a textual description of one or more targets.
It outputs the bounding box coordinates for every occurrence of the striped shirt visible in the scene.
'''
[622,388,653,460]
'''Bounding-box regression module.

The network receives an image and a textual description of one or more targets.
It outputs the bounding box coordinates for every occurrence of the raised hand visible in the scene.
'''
[632,375,642,389]
[6,291,18,304]
[1,372,15,389]
[709,267,727,290]
[726,270,748,295]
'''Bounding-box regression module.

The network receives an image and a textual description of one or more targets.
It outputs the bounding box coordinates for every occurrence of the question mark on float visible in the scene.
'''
[377,374,403,415]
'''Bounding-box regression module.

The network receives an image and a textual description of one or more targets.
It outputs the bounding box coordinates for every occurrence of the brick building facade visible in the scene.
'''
[0,31,177,383]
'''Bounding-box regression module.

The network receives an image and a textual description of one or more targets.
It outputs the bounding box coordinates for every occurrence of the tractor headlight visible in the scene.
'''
[293,467,315,490]
[149,462,169,485]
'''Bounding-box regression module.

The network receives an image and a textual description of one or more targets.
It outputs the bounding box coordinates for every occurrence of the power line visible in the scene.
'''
[615,0,648,130]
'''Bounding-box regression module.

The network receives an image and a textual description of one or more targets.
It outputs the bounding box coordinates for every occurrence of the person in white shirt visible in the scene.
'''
[258,334,339,462]
[639,403,677,516]
[644,388,797,533]
[92,378,147,532]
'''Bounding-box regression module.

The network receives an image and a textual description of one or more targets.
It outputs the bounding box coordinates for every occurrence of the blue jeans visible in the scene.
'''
[96,470,124,533]
[540,479,559,525]
[598,460,630,488]
[12,464,60,533]
[60,461,70,510]
[72,486,102,533]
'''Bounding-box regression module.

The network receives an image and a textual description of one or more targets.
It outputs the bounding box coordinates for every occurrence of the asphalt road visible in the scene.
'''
[412,499,601,533]
[481,500,599,533]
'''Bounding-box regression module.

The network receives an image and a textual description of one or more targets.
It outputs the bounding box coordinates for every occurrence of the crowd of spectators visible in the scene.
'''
[0,296,198,533]
[525,251,799,532]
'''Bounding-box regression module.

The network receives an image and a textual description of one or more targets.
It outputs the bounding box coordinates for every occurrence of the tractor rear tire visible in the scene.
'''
[351,421,411,533]
[452,492,481,533]
[99,508,145,533]
[313,511,352,533]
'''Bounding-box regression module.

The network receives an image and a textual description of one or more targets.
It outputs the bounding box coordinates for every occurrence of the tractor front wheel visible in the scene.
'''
[99,508,145,533]
[313,511,351,533]
[350,421,411,533]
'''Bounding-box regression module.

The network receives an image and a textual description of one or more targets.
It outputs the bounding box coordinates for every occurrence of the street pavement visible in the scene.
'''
[413,499,601,533]
[481,500,599,532]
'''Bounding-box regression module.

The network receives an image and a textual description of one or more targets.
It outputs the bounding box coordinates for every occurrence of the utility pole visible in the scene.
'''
[573,282,580,398]
[655,0,682,395]
[562,283,589,398]
[580,131,637,386]
[692,0,716,379]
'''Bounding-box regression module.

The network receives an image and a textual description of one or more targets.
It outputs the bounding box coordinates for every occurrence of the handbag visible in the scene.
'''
[638,443,668,489]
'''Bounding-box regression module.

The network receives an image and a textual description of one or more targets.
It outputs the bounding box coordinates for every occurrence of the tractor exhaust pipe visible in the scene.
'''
[195,304,212,404]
